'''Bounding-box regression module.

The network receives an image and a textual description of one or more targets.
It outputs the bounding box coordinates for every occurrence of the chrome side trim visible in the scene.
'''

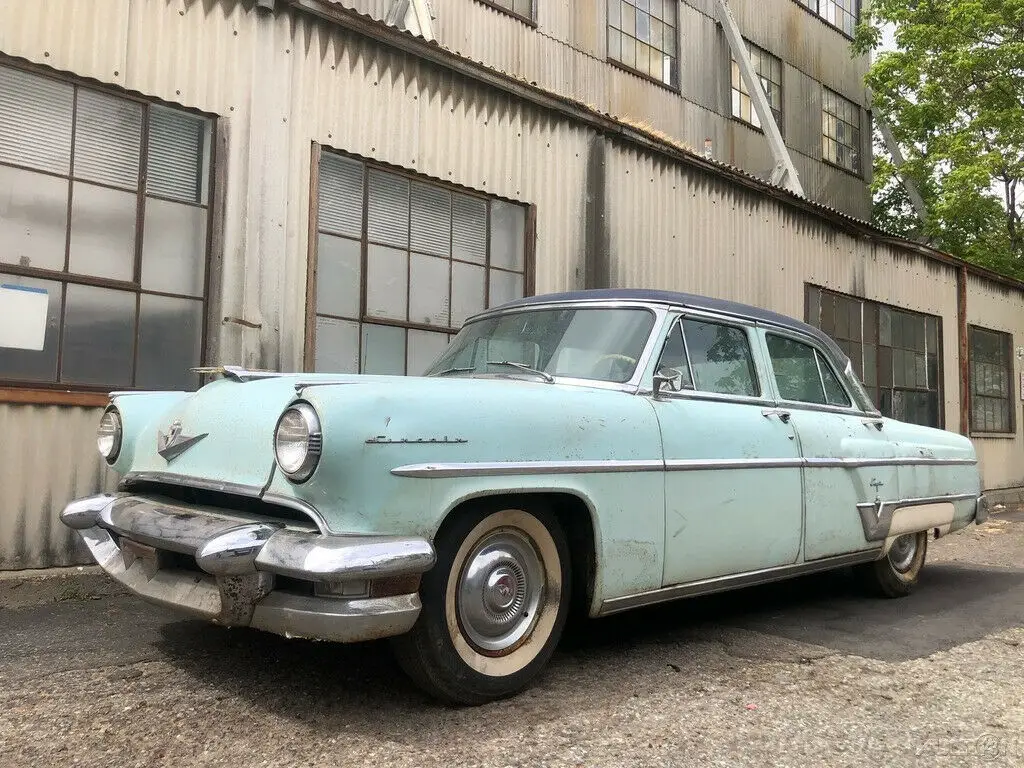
[391,456,978,478]
[121,472,264,499]
[665,458,802,470]
[856,493,978,541]
[805,457,977,469]
[599,550,882,615]
[392,460,665,478]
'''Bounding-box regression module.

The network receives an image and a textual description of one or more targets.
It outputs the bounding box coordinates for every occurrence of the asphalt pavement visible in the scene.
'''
[2,513,1023,768]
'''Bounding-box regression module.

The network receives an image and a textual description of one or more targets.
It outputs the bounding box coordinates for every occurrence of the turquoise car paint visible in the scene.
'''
[66,289,987,645]
[264,375,667,607]
[107,391,190,474]
[654,393,804,584]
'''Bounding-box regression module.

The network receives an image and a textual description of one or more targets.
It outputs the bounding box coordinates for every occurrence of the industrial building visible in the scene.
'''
[1,0,1021,569]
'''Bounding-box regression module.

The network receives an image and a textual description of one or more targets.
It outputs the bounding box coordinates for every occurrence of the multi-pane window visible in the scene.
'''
[479,0,534,22]
[730,41,784,132]
[822,88,862,175]
[0,64,212,392]
[969,326,1014,433]
[797,0,860,37]
[807,286,942,428]
[607,0,678,88]
[312,151,529,376]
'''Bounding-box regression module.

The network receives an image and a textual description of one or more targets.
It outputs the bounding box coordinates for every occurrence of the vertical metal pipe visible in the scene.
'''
[958,264,970,435]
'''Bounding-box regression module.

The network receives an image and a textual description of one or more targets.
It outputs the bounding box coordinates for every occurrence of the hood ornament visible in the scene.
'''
[157,420,208,462]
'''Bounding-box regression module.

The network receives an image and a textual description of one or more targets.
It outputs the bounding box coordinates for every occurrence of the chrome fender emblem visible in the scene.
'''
[157,420,208,461]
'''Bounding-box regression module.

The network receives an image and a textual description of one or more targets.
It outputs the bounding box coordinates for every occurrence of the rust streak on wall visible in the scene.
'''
[958,264,970,436]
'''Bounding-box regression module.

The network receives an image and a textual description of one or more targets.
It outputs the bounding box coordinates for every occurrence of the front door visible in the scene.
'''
[757,329,899,560]
[653,314,804,587]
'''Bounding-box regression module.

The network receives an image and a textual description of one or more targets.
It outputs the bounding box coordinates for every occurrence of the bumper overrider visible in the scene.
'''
[60,494,436,642]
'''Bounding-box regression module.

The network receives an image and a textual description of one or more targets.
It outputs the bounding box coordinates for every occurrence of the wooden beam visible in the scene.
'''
[0,388,110,408]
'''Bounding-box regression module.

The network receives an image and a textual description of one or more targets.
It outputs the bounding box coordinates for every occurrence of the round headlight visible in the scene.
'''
[97,407,122,463]
[274,403,322,482]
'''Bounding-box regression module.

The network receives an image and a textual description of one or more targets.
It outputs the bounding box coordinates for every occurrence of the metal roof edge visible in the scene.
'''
[284,0,1024,296]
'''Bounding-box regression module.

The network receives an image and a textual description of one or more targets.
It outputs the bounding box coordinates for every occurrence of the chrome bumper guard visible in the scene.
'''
[975,494,991,525]
[60,493,436,643]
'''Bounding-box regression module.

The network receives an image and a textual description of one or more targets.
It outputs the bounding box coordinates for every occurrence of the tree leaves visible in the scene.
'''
[858,0,1024,279]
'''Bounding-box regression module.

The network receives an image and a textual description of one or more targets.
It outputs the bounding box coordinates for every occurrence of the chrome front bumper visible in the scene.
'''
[60,493,436,643]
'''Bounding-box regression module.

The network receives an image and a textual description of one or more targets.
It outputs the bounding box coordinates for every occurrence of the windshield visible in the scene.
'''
[425,307,657,384]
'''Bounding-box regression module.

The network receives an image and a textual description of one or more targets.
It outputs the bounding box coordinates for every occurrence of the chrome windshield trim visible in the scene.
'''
[120,472,263,498]
[392,455,978,478]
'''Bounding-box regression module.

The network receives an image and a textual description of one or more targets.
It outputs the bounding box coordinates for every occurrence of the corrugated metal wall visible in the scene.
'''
[965,273,1024,491]
[0,405,115,569]
[0,0,1021,568]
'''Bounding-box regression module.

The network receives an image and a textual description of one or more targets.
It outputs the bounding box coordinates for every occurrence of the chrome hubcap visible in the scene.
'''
[888,533,918,573]
[457,530,545,654]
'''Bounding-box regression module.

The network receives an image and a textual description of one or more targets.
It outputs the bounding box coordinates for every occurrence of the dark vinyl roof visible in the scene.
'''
[492,288,848,361]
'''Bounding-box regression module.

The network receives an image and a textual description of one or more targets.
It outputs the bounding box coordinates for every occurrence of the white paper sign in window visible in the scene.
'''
[0,283,49,351]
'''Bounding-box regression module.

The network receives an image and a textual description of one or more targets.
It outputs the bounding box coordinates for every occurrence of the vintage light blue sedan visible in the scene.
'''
[61,289,988,704]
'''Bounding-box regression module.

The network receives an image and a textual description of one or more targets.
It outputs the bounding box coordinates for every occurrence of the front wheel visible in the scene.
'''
[854,531,928,598]
[391,503,571,705]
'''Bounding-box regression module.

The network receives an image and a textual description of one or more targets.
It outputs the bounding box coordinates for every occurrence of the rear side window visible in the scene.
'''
[681,319,760,397]
[766,334,851,407]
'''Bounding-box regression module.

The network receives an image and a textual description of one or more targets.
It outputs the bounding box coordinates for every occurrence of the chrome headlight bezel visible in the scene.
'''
[274,402,322,483]
[96,406,122,464]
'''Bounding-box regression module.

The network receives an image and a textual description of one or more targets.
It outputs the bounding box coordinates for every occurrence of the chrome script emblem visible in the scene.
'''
[157,420,208,462]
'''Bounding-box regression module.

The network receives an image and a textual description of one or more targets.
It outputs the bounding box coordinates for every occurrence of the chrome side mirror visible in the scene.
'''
[653,367,685,396]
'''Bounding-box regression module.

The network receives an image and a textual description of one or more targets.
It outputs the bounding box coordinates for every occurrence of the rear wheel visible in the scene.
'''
[854,531,928,598]
[391,503,571,705]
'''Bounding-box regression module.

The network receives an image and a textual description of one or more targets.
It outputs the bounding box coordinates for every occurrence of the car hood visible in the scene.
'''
[113,372,653,498]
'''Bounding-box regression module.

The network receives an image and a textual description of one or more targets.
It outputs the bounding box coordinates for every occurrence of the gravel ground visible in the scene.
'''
[1,513,1023,768]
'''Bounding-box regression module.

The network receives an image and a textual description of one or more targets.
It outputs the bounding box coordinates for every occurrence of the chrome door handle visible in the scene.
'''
[862,418,884,431]
[762,408,791,424]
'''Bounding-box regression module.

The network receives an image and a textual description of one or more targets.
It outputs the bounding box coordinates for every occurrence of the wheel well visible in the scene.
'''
[440,492,597,619]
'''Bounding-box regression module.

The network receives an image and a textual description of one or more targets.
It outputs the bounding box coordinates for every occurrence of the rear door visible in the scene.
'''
[756,329,899,560]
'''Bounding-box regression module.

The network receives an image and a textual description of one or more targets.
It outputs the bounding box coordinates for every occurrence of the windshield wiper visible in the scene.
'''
[431,366,477,377]
[485,360,554,383]
[430,361,554,383]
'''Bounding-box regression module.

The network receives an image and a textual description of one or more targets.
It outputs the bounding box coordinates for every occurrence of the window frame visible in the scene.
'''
[305,143,537,375]
[653,312,766,403]
[968,324,1016,436]
[821,86,864,177]
[0,57,218,404]
[806,284,945,429]
[729,39,785,136]
[764,330,855,410]
[606,0,681,92]
[475,0,537,26]
[792,0,861,40]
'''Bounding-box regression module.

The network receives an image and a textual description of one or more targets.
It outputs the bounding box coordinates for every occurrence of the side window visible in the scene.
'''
[818,354,851,407]
[655,321,694,389]
[681,319,759,397]
[766,334,851,407]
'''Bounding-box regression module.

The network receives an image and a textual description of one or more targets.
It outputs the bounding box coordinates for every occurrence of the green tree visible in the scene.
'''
[855,0,1024,279]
